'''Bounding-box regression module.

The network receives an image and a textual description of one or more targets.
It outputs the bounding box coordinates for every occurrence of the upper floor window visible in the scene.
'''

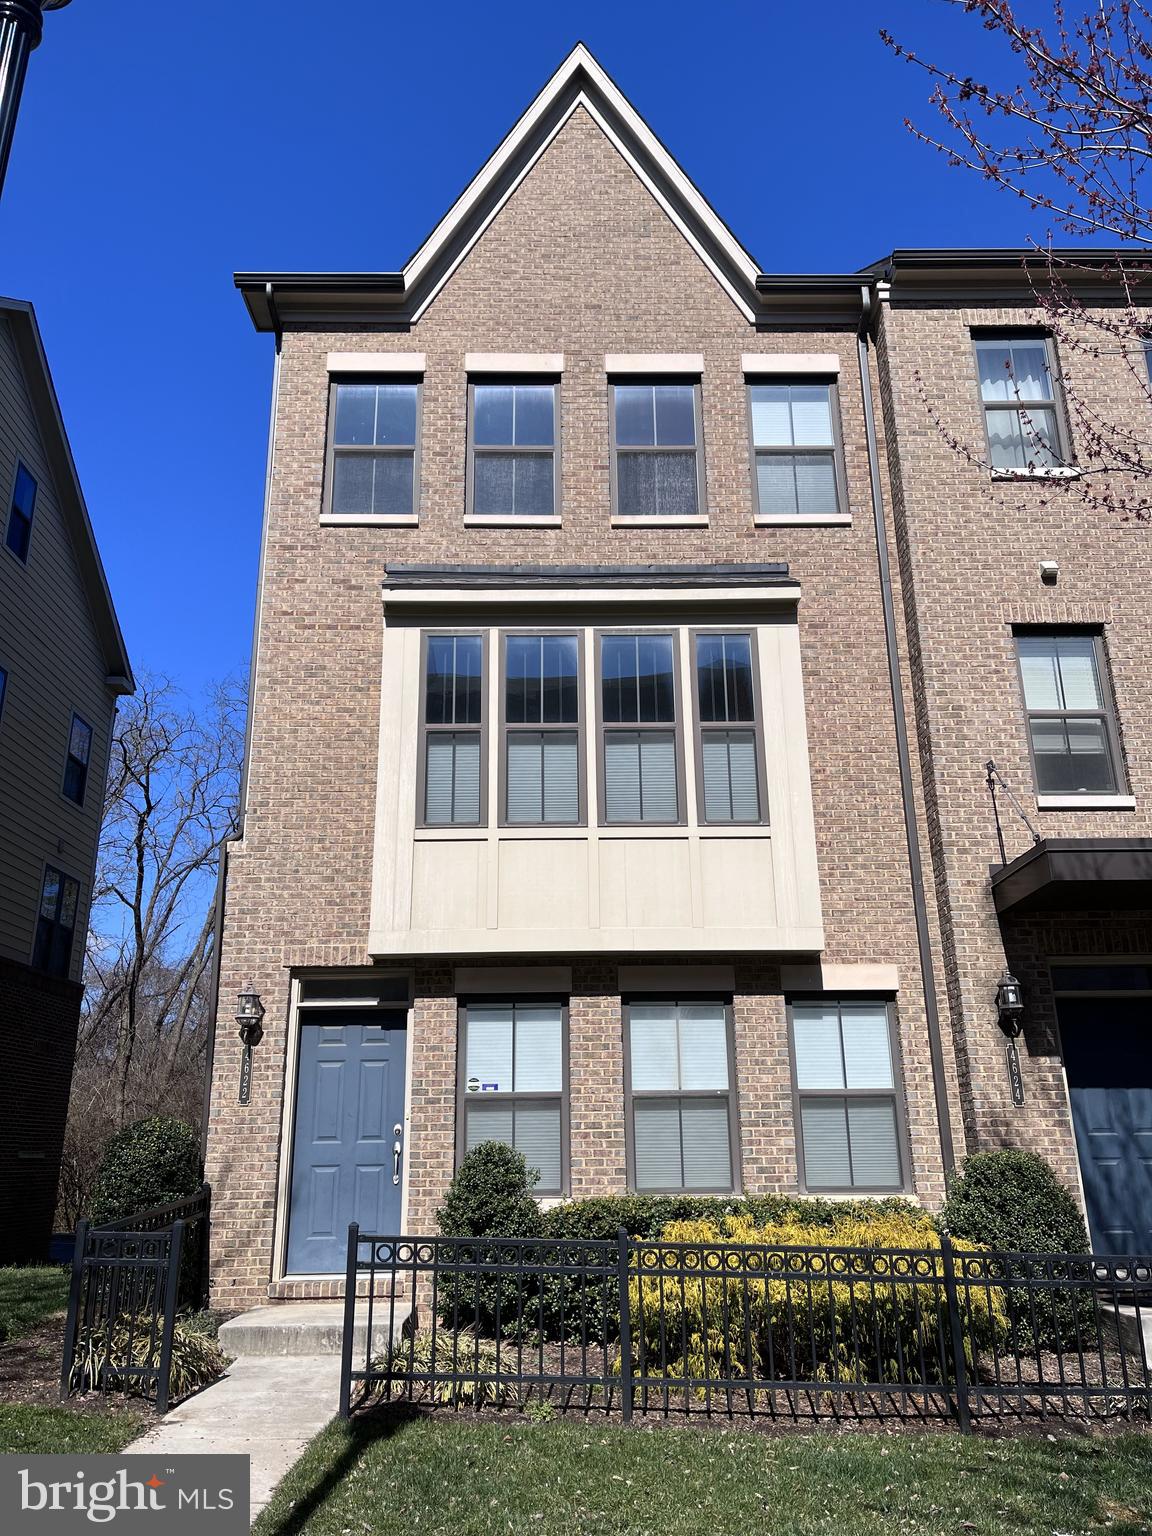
[749,382,842,518]
[503,634,580,824]
[62,713,93,806]
[33,865,79,978]
[625,1000,735,1193]
[1016,631,1121,795]
[791,1000,905,1192]
[5,462,36,561]
[599,633,680,823]
[611,382,702,518]
[421,634,484,825]
[975,336,1064,469]
[695,633,763,823]
[468,383,556,518]
[326,380,419,518]
[460,1000,566,1193]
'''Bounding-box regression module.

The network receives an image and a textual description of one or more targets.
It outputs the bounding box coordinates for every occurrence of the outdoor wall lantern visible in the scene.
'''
[235,987,265,1104]
[994,971,1025,1037]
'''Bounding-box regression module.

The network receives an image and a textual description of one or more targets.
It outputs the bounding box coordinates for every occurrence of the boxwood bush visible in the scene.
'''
[88,1117,202,1226]
[940,1149,1092,1351]
[436,1142,542,1335]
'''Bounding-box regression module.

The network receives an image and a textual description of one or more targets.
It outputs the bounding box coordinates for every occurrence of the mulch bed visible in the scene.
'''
[0,1315,150,1423]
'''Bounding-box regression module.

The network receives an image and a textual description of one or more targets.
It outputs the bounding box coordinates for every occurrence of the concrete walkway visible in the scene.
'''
[123,1354,341,1523]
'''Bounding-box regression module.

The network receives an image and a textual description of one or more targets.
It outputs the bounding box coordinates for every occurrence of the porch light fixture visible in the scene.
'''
[995,971,1025,1037]
[235,987,265,1104]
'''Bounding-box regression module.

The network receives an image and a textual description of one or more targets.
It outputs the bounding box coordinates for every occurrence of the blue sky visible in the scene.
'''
[2,0,1038,697]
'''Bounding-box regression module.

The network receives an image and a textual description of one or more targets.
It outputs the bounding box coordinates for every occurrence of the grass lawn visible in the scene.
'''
[0,1404,145,1455]
[254,1412,1152,1536]
[0,1267,69,1344]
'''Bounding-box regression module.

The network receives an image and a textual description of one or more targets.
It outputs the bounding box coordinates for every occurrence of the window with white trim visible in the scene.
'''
[460,1001,566,1193]
[791,1000,904,1191]
[468,383,557,517]
[975,336,1065,469]
[1016,631,1122,795]
[626,1000,735,1192]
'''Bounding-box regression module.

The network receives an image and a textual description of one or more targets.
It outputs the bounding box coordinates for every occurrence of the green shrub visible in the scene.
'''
[628,1211,1007,1392]
[437,1143,542,1336]
[539,1193,928,1244]
[941,1149,1091,1350]
[940,1150,1089,1254]
[88,1118,201,1226]
[372,1330,517,1406]
[70,1314,227,1402]
[438,1142,542,1239]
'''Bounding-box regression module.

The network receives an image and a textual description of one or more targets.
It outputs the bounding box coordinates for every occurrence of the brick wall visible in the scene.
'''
[0,955,82,1263]
[875,294,1152,1177]
[206,108,955,1307]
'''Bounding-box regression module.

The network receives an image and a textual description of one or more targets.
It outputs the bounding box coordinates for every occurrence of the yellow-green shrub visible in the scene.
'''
[627,1210,1007,1391]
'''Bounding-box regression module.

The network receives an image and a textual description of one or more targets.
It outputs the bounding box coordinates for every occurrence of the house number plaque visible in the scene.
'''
[1005,1040,1025,1106]
[238,1043,254,1105]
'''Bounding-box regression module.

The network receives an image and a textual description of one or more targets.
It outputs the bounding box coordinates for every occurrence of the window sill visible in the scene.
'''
[319,513,419,526]
[1036,794,1135,810]
[610,514,710,528]
[462,514,562,527]
[990,467,1080,481]
[754,513,852,527]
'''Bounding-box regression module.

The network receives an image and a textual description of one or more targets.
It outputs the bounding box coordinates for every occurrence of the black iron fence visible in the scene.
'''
[60,1184,211,1413]
[340,1226,1152,1429]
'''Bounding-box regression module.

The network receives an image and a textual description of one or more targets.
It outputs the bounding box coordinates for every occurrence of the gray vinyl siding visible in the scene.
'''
[0,317,114,980]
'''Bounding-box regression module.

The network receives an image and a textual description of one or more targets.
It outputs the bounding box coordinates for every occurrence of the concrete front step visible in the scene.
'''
[219,1301,412,1358]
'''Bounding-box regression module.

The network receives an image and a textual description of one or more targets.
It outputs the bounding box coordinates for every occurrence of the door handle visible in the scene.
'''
[393,1125,403,1185]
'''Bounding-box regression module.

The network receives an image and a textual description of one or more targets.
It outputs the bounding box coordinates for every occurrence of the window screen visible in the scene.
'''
[792,1001,903,1191]
[423,635,484,824]
[601,634,679,823]
[461,1002,565,1192]
[628,1001,734,1192]
[1016,632,1120,794]
[750,383,840,517]
[329,381,419,516]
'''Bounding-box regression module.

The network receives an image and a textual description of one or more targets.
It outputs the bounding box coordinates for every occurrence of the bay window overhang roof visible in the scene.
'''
[991,838,1152,916]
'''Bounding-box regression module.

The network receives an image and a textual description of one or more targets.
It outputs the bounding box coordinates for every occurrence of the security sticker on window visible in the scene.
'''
[2,1455,249,1533]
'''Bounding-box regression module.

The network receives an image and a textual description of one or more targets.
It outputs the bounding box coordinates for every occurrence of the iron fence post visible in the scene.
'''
[339,1223,360,1419]
[155,1219,186,1415]
[59,1218,87,1400]
[197,1183,212,1307]
[939,1231,972,1433]
[616,1227,633,1423]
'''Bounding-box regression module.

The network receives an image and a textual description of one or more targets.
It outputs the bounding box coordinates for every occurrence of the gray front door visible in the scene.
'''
[1058,996,1152,1253]
[286,1008,408,1274]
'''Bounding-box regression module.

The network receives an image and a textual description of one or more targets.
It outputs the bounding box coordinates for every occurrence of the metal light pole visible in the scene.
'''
[0,0,70,202]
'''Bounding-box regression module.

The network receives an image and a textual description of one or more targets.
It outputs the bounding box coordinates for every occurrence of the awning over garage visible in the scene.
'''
[991,838,1152,915]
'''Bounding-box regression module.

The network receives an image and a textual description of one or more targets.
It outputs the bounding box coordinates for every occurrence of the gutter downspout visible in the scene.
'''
[856,283,957,1180]
[199,292,283,1153]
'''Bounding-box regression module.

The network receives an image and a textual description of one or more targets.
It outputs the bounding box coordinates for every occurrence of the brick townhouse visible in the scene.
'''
[203,46,1151,1310]
[0,297,133,1262]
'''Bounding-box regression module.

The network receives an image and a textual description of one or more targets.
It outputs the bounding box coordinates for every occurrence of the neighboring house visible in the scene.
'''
[0,296,133,1262]
[204,46,1152,1311]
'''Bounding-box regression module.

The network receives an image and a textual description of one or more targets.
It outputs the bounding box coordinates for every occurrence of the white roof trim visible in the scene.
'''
[402,45,760,323]
[382,583,800,612]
